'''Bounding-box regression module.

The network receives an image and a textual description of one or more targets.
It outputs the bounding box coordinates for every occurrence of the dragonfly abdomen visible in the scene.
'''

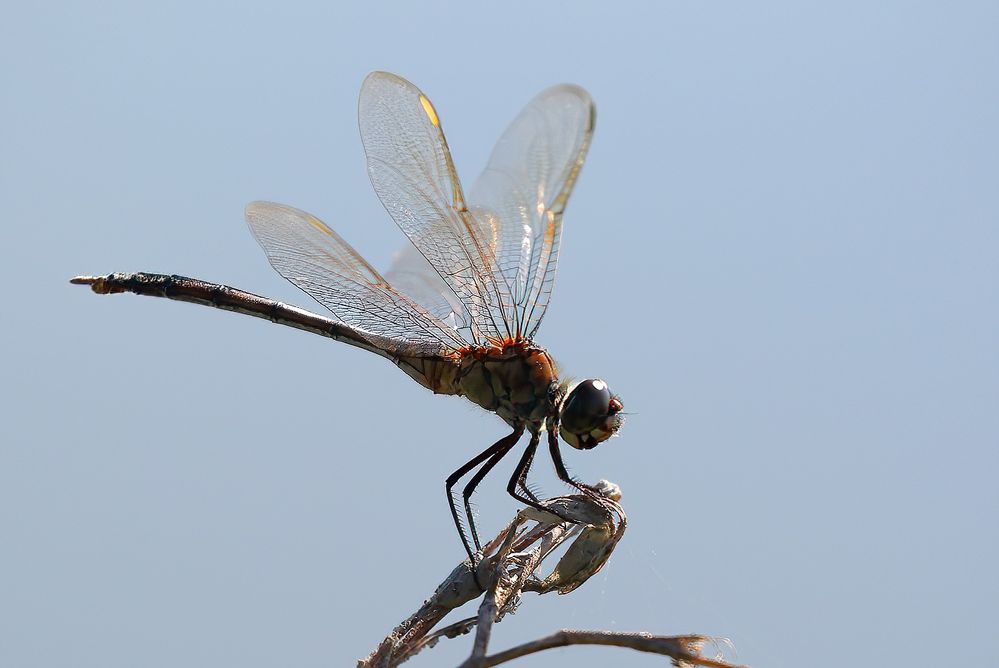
[71,272,409,362]
[393,355,462,395]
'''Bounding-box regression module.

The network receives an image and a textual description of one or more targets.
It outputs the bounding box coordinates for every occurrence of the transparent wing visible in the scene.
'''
[468,84,595,340]
[244,201,466,356]
[358,71,514,344]
[383,240,469,334]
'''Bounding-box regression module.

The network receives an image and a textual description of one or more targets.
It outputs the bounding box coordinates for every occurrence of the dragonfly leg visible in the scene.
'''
[460,438,519,552]
[446,428,524,566]
[505,432,552,515]
[547,428,599,494]
[515,445,541,503]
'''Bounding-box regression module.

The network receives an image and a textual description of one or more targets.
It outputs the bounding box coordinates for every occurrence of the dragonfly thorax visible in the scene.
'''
[456,340,559,428]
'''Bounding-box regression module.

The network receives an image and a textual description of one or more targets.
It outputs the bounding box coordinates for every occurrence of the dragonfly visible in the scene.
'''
[72,71,624,566]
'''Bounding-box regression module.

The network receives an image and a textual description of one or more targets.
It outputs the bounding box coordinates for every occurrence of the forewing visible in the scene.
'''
[244,201,466,355]
[469,84,595,339]
[358,71,512,343]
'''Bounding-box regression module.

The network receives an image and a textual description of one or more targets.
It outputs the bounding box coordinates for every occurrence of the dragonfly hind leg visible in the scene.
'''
[445,427,524,565]
[460,441,517,552]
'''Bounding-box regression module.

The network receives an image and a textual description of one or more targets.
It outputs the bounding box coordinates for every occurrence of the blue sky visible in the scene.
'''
[2,2,997,667]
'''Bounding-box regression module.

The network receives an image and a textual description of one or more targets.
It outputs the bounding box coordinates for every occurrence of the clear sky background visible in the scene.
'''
[2,2,997,667]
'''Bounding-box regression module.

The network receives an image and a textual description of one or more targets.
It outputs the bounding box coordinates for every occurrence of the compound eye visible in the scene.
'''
[561,379,612,434]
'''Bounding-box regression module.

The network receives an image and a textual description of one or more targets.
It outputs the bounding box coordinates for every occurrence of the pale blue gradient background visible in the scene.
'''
[2,2,997,667]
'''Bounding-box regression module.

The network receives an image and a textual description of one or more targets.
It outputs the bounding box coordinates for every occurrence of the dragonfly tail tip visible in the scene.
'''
[70,275,112,294]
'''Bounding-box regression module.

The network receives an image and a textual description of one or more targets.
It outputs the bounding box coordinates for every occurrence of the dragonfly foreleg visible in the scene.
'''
[547,428,600,495]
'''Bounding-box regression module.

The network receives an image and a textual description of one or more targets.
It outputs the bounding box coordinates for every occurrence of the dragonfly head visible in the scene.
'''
[558,379,624,450]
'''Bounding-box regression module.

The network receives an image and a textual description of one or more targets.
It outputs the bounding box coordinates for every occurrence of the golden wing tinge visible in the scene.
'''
[358,71,516,344]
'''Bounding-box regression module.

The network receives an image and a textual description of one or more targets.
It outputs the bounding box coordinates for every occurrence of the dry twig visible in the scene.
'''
[358,481,743,668]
